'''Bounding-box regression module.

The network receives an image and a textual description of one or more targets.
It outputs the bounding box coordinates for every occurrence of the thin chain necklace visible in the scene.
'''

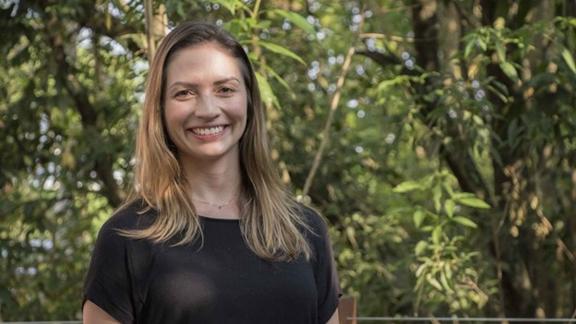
[191,192,237,210]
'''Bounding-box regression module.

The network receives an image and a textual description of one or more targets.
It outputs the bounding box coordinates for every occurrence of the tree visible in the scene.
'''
[1,0,575,320]
[360,0,576,316]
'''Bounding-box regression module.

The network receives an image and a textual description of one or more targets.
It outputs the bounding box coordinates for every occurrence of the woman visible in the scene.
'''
[83,22,340,324]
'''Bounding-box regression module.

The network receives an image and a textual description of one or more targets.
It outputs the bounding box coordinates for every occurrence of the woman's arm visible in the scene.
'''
[326,308,340,324]
[83,300,121,324]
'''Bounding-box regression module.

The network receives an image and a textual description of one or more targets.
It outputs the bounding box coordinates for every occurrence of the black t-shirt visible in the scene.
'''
[83,201,340,323]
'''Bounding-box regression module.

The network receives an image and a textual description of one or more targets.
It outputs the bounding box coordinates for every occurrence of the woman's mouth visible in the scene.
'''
[188,125,227,137]
[188,125,228,140]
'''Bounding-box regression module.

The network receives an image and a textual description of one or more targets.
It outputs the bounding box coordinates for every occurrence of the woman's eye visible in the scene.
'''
[174,90,193,98]
[219,87,235,94]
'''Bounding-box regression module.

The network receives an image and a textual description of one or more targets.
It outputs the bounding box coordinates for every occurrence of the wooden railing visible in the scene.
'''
[338,296,358,324]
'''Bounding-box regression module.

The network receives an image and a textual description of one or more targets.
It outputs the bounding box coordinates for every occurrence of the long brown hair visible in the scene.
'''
[122,22,311,261]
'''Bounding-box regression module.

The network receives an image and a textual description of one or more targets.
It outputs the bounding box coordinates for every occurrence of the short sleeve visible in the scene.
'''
[83,217,136,323]
[305,207,341,323]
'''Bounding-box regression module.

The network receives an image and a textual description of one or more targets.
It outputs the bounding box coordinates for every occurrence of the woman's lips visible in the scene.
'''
[189,125,225,136]
[187,125,228,140]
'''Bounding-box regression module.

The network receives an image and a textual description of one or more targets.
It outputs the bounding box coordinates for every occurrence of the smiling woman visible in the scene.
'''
[163,42,248,164]
[82,22,340,324]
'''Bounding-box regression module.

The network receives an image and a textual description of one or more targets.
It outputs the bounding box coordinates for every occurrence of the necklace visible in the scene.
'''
[191,193,237,210]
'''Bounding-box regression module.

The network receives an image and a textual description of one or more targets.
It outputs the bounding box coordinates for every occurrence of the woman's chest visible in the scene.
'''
[134,226,318,323]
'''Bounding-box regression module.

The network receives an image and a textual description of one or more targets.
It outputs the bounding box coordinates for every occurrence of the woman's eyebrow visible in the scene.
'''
[214,77,241,85]
[168,77,240,90]
[168,81,199,90]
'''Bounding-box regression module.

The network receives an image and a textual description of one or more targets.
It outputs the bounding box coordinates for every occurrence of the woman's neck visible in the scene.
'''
[179,154,242,213]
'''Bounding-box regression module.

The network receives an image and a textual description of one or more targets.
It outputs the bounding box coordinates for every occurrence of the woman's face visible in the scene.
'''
[163,42,248,164]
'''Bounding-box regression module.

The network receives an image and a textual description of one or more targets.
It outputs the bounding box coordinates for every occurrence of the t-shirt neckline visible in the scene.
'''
[198,215,240,222]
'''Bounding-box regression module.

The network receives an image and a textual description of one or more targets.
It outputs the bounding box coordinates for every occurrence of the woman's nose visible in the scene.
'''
[195,95,220,119]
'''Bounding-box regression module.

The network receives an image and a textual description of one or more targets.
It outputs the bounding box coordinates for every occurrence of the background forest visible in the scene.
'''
[1,0,575,321]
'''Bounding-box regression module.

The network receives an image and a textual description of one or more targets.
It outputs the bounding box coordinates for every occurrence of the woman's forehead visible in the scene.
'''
[165,43,244,86]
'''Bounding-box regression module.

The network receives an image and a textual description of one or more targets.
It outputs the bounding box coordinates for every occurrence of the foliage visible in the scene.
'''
[1,0,575,320]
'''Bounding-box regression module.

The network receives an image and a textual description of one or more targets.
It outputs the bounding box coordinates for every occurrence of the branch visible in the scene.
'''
[302,46,356,196]
[43,12,123,207]
[83,17,145,59]
[358,47,492,200]
[356,49,402,67]
[302,14,367,197]
[144,0,168,62]
[453,0,481,29]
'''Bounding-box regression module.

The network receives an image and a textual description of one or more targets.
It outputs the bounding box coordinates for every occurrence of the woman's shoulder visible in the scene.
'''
[296,203,337,267]
[297,203,325,224]
[91,199,158,262]
[100,199,157,234]
[296,203,331,240]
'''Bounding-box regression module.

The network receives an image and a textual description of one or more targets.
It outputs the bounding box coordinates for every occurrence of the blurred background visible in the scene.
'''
[1,0,575,321]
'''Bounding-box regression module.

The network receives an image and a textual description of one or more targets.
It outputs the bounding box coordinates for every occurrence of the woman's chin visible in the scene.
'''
[179,146,239,163]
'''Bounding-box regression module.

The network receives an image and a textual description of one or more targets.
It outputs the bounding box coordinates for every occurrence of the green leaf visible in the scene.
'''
[393,181,421,193]
[345,111,357,128]
[241,17,261,29]
[262,63,291,91]
[225,19,250,35]
[346,226,358,248]
[377,76,412,92]
[421,225,434,232]
[499,62,518,80]
[561,48,576,74]
[413,210,425,228]
[272,9,315,33]
[433,185,442,212]
[211,0,246,15]
[415,263,428,278]
[255,72,278,107]
[477,37,487,51]
[457,196,491,209]
[415,240,428,256]
[444,199,455,218]
[495,42,506,62]
[444,263,453,281]
[257,41,305,64]
[464,37,475,58]
[440,269,453,292]
[432,226,442,244]
[427,275,443,291]
[453,216,478,228]
[486,79,510,103]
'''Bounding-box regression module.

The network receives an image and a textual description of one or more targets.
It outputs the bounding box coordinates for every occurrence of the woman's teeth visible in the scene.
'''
[191,126,224,135]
